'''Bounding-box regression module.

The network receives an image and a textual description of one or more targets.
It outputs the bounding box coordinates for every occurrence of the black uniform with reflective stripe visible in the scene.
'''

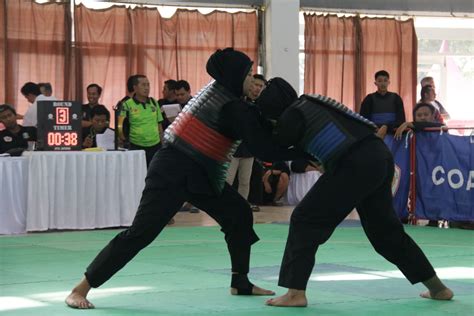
[278,94,376,172]
[164,81,241,193]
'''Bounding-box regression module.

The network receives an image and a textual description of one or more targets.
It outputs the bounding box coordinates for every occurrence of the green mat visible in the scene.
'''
[1,224,473,315]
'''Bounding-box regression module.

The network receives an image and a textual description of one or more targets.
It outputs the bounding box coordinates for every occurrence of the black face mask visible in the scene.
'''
[255,77,298,121]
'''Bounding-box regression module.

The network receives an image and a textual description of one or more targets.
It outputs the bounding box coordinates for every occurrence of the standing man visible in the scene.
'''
[227,74,268,212]
[21,82,57,127]
[158,79,178,106]
[359,70,405,138]
[158,79,178,129]
[420,76,450,121]
[65,48,304,309]
[256,78,453,308]
[118,75,163,166]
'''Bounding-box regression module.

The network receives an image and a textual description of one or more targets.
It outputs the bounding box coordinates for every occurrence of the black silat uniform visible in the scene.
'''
[360,91,405,130]
[256,85,436,291]
[84,49,304,294]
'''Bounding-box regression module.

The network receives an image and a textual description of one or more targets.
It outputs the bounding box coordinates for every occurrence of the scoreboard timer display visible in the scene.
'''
[37,101,82,151]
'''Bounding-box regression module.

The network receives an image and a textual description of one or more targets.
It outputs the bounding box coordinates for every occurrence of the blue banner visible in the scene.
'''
[415,132,474,221]
[384,134,410,219]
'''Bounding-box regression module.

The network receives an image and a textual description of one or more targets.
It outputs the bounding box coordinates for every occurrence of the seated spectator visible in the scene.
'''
[262,161,290,206]
[285,159,322,206]
[82,105,112,149]
[0,104,37,156]
[394,103,447,140]
[38,82,53,97]
[82,83,107,128]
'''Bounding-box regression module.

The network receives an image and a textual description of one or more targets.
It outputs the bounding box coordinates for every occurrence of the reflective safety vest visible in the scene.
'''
[164,81,241,194]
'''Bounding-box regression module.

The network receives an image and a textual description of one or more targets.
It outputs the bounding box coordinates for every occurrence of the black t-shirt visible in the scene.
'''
[82,103,108,121]
[0,126,37,154]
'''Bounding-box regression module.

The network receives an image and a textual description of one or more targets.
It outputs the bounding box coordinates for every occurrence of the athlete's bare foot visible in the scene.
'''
[230,284,275,295]
[65,277,94,309]
[421,275,454,301]
[420,288,454,300]
[265,289,307,307]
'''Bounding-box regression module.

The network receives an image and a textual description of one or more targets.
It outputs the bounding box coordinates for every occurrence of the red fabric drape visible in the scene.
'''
[0,1,6,104]
[0,2,258,123]
[2,0,69,116]
[74,5,131,111]
[359,17,417,120]
[304,13,417,118]
[74,5,258,123]
[175,9,258,92]
[304,14,357,109]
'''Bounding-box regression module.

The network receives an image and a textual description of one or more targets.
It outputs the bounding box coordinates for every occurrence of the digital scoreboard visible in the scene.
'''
[37,101,82,151]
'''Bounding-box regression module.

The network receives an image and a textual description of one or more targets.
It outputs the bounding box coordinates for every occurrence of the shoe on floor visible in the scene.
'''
[251,205,260,212]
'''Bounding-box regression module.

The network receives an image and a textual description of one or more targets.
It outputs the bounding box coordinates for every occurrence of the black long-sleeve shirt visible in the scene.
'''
[221,100,305,163]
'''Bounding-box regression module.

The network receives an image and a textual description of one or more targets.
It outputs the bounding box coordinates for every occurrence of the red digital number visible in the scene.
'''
[70,133,78,146]
[47,132,78,147]
[47,132,60,146]
[56,107,70,125]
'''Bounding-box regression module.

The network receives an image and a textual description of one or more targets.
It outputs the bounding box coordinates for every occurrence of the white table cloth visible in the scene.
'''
[285,170,321,206]
[25,151,147,231]
[0,157,29,234]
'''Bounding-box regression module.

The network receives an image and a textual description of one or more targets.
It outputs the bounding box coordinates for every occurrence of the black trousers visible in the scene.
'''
[130,142,162,167]
[85,147,259,288]
[278,137,436,290]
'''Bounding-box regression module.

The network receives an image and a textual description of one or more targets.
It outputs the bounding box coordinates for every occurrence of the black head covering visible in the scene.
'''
[206,48,253,97]
[255,77,298,121]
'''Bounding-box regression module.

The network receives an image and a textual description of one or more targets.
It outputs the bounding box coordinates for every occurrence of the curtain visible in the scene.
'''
[359,17,417,119]
[129,7,178,100]
[74,5,258,123]
[175,9,258,92]
[304,14,357,109]
[2,0,69,116]
[0,1,5,104]
[0,2,258,124]
[74,5,131,111]
[304,14,417,118]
